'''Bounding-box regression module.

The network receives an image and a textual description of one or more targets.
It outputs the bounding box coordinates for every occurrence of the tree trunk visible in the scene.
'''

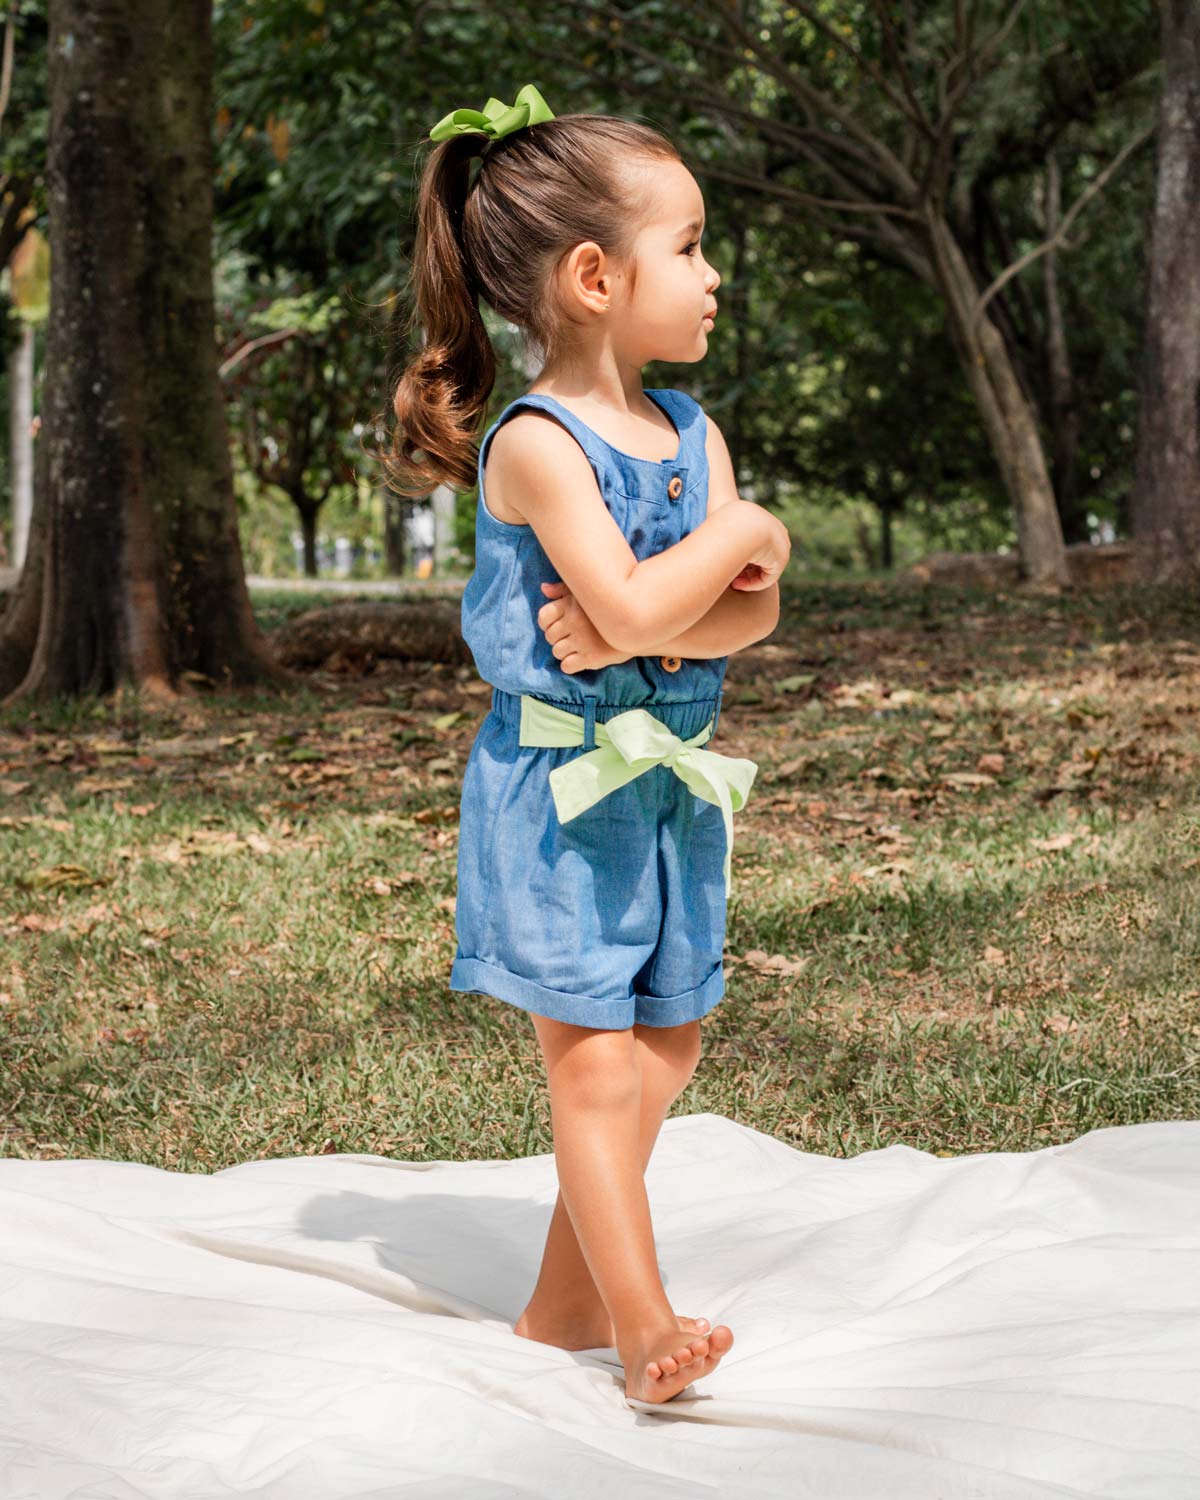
[879,500,894,571]
[431,484,456,576]
[1044,151,1086,545]
[730,198,750,485]
[6,321,36,570]
[299,506,319,578]
[383,494,408,575]
[926,210,1070,588]
[0,424,50,687]
[1132,0,1200,584]
[0,0,288,705]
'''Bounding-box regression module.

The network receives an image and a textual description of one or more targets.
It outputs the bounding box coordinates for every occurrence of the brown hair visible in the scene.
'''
[378,111,679,497]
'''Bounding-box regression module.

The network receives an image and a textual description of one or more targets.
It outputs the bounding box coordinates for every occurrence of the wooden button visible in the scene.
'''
[660,655,681,672]
[667,475,683,500]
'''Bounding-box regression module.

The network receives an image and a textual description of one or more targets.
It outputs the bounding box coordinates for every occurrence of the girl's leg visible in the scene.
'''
[521,1013,733,1403]
[515,1020,705,1347]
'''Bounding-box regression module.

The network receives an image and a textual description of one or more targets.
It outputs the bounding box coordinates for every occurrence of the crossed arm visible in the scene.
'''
[539,574,780,670]
[635,579,779,659]
[527,413,785,671]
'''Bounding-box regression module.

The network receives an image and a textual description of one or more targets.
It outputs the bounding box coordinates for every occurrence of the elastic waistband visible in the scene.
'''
[490,686,724,747]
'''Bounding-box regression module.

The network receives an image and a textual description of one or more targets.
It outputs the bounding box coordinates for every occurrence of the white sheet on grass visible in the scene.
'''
[0,1112,1198,1499]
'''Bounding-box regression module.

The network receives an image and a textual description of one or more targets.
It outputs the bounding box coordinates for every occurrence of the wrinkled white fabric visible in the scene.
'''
[1,1112,1197,1499]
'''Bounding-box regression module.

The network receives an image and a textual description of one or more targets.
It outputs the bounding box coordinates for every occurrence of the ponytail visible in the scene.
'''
[385,133,497,496]
[375,111,679,499]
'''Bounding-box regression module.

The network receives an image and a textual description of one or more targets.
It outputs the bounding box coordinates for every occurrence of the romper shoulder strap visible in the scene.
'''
[647,387,707,464]
[477,392,608,488]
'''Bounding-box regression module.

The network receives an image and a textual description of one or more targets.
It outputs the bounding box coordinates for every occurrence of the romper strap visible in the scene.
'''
[482,393,609,474]
[582,696,597,752]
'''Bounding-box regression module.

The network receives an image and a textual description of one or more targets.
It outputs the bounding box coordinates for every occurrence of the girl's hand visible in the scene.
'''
[729,562,768,590]
[730,510,791,590]
[537,580,632,672]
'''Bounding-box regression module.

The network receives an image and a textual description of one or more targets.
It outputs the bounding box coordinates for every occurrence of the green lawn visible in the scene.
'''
[2,578,1198,1168]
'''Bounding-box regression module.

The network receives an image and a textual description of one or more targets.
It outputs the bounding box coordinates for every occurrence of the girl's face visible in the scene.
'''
[616,159,721,366]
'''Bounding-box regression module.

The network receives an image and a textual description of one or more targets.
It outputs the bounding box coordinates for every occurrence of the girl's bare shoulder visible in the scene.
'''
[484,410,590,526]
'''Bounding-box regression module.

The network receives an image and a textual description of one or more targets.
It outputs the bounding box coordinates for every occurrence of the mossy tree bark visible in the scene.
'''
[1132,0,1200,585]
[0,0,288,706]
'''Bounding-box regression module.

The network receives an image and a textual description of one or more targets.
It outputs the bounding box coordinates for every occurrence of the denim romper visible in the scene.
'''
[449,388,733,1031]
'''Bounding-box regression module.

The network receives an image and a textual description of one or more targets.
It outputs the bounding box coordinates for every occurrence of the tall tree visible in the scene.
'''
[1132,0,1200,584]
[0,0,283,704]
[547,0,1157,587]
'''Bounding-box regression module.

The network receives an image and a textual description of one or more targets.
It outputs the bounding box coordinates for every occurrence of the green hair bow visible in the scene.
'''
[427,83,555,145]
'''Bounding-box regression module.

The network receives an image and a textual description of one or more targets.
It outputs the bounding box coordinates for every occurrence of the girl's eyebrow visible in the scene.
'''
[678,217,705,234]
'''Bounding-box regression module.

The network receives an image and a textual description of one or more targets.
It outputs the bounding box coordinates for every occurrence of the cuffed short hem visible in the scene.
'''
[449,954,725,1032]
[635,959,725,1028]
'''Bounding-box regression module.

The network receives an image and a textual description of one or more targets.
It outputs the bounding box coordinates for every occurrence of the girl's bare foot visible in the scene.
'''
[515,1305,711,1351]
[620,1319,734,1404]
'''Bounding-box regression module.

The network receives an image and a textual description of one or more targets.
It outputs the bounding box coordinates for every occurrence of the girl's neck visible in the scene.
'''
[529,365,648,418]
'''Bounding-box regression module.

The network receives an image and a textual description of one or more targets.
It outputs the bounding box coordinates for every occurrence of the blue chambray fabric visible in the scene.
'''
[449,389,732,1030]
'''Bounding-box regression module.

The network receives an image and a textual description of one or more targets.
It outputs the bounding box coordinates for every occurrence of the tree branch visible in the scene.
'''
[971,123,1155,332]
[544,25,891,187]
[695,0,919,200]
[218,326,305,379]
[864,0,936,139]
[694,157,918,221]
[697,158,933,283]
[788,1,934,138]
[541,30,902,200]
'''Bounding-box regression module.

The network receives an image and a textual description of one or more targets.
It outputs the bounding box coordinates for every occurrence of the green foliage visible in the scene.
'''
[203,0,1162,575]
[0,3,48,192]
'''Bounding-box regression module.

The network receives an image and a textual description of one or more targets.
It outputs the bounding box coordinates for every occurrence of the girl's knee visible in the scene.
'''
[635,1020,702,1095]
[534,1020,642,1110]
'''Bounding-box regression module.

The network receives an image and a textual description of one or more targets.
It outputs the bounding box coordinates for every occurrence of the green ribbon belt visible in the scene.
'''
[518,694,758,900]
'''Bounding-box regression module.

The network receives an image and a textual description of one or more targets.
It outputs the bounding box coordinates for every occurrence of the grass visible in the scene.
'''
[1,577,1198,1169]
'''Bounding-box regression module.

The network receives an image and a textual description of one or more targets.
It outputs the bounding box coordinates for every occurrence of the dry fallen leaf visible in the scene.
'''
[942,772,996,789]
[1032,832,1075,852]
[1043,1013,1077,1035]
[17,863,106,892]
[736,949,809,977]
[17,913,63,932]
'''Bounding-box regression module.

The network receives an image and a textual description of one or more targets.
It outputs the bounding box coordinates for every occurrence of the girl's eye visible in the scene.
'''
[683,240,698,255]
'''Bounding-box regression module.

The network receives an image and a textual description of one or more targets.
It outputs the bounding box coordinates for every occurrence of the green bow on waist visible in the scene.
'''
[518,694,758,900]
[428,83,555,144]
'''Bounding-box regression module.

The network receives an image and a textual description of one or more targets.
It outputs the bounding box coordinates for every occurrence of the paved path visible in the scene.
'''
[0,568,465,597]
[245,574,466,596]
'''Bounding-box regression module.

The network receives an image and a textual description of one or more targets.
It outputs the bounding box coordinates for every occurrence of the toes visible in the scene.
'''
[641,1327,727,1391]
[707,1323,735,1354]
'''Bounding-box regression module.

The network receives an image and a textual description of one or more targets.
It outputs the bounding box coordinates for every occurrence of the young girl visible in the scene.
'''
[387,84,791,1406]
